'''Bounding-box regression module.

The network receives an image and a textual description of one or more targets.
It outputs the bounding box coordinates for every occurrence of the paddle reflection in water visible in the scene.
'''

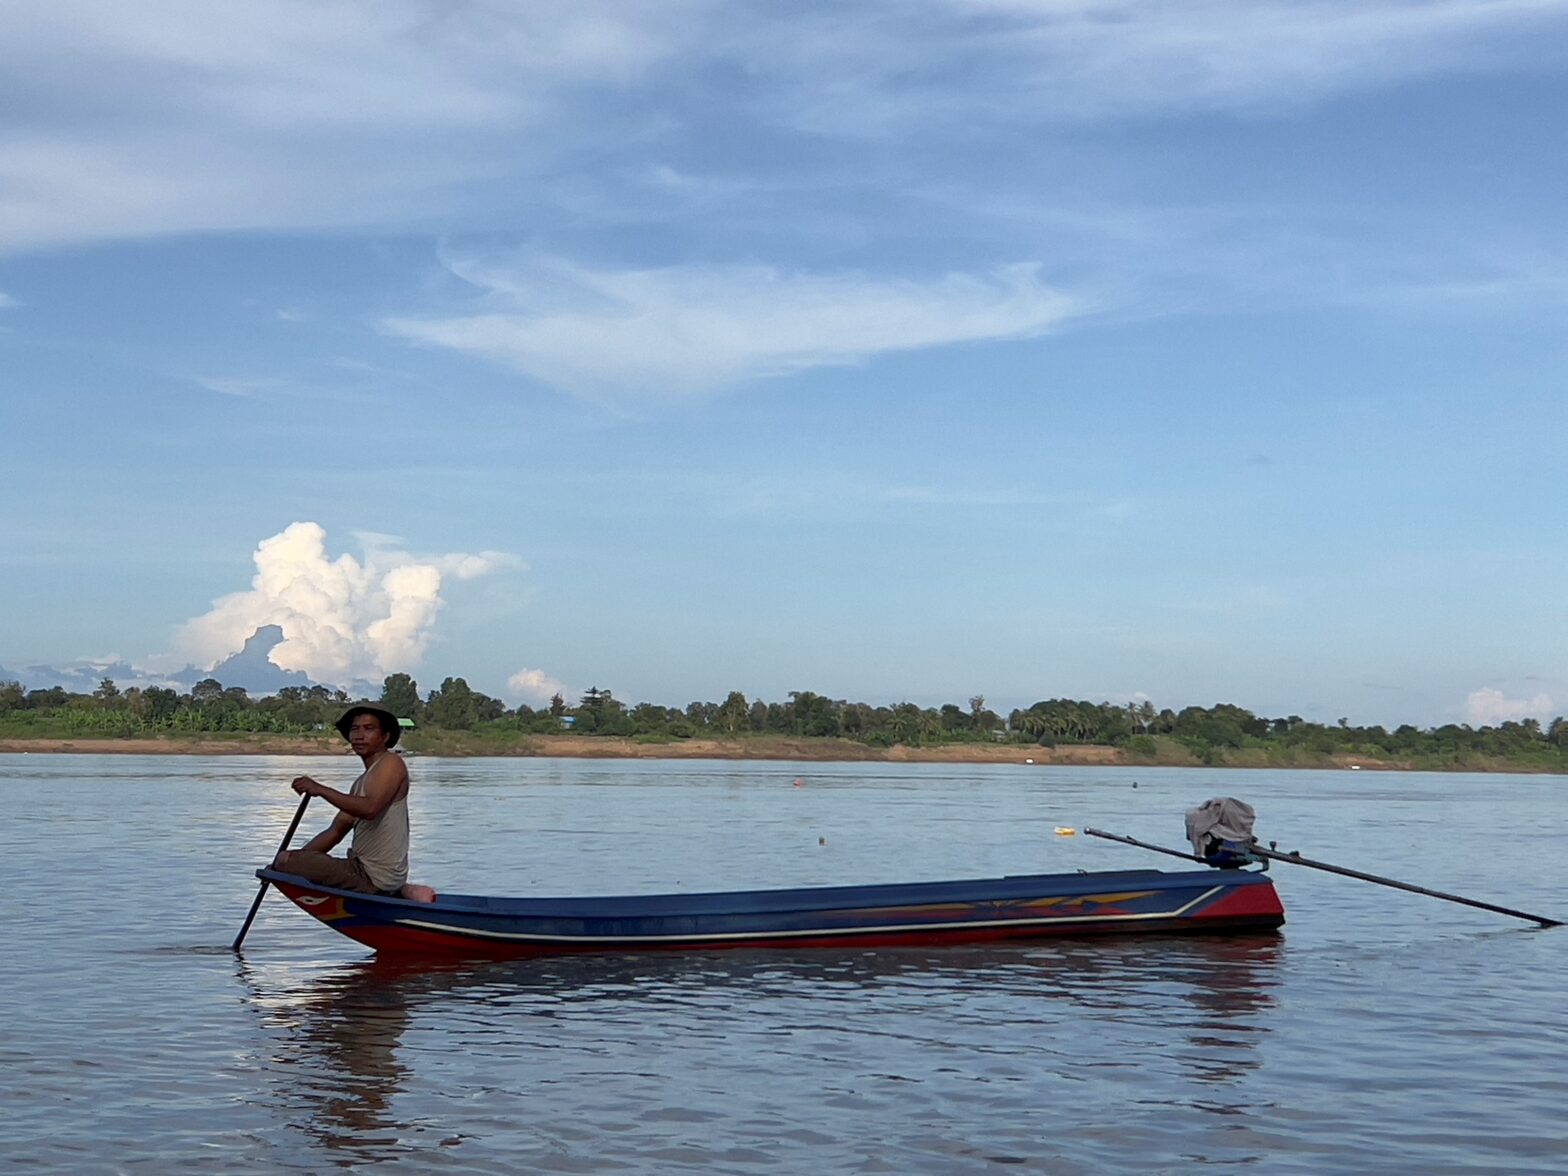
[238,959,424,1159]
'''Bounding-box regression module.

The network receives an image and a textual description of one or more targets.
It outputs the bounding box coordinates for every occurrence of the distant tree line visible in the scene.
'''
[3,674,1567,770]
[0,678,352,735]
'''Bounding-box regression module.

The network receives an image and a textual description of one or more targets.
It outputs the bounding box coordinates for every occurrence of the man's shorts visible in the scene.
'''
[280,851,396,895]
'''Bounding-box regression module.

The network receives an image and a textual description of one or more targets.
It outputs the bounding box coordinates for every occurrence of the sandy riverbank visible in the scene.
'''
[0,733,1131,765]
[524,736,1127,765]
[0,734,1444,770]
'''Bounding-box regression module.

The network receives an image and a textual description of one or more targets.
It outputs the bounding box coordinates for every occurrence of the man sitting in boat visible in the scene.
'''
[273,704,435,902]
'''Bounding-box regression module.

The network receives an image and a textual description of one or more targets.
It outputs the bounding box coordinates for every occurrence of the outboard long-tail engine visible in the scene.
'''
[1185,797,1266,869]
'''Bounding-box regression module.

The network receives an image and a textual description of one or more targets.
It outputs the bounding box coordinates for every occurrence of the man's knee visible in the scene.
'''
[280,850,374,892]
[275,848,333,876]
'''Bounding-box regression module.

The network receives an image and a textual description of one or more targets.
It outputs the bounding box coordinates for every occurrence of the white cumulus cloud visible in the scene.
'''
[1463,687,1553,727]
[172,521,516,686]
[386,256,1080,396]
[508,667,570,706]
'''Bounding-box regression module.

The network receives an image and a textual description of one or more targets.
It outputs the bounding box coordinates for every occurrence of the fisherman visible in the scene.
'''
[273,704,435,902]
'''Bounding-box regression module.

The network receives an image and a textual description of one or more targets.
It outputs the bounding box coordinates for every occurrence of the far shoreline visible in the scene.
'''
[0,733,1557,773]
[0,734,1120,764]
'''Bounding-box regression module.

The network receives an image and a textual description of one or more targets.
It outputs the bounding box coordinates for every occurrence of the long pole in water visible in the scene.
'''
[232,793,311,952]
[1086,828,1559,928]
[1249,845,1560,928]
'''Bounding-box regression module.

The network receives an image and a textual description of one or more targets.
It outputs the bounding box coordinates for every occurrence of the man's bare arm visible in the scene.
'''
[293,810,355,855]
[290,755,409,821]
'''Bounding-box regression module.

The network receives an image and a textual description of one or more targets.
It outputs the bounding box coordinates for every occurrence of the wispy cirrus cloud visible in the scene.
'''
[670,469,1106,520]
[627,0,1568,155]
[770,0,1568,128]
[192,375,287,398]
[0,0,701,253]
[385,256,1080,395]
[4,1,1566,254]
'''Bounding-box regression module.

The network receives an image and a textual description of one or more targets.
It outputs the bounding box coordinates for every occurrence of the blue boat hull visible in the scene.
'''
[258,866,1285,958]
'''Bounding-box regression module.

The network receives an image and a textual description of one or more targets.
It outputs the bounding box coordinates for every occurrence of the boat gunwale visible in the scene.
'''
[255,863,1268,919]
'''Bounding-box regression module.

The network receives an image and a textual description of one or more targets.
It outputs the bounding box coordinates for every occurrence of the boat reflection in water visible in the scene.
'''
[238,935,1281,1163]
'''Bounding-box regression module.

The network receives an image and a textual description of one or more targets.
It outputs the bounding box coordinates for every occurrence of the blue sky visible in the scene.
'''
[3,0,1566,727]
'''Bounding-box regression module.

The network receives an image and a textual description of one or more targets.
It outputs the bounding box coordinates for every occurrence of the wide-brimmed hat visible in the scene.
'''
[335,704,403,748]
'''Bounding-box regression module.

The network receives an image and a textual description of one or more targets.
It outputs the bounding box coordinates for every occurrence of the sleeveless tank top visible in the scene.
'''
[347,754,409,891]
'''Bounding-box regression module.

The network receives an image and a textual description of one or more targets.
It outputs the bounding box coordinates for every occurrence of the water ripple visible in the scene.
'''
[1,756,1563,1173]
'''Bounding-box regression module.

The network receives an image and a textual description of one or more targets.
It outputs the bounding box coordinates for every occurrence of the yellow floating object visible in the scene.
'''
[1054,827,1077,836]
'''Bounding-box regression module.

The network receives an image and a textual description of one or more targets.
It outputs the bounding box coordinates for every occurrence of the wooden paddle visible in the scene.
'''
[231,793,311,952]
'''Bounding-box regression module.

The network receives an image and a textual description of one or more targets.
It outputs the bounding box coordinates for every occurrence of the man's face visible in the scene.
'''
[348,713,389,755]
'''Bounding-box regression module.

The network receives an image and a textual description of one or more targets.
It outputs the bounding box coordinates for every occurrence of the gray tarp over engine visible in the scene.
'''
[1185,797,1258,858]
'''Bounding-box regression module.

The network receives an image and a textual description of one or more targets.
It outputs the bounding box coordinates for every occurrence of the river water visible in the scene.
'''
[1,754,1563,1173]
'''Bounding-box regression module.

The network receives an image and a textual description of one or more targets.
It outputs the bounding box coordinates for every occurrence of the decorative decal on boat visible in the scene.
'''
[383,887,1229,945]
[1060,890,1158,908]
[291,893,351,921]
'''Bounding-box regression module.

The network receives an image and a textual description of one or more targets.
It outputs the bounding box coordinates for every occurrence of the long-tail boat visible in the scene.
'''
[254,864,1285,959]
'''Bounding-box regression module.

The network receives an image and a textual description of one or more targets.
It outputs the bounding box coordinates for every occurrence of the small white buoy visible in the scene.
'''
[1025,758,1034,764]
